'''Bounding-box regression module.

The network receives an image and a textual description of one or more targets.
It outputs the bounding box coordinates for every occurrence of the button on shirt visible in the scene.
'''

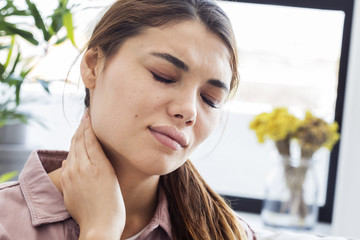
[0,150,172,240]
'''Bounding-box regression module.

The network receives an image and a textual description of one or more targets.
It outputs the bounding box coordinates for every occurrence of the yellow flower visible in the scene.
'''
[323,122,340,150]
[250,107,300,143]
[249,108,340,159]
[249,113,269,143]
[294,111,340,158]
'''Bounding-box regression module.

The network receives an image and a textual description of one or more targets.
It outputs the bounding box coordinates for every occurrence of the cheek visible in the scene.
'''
[88,87,132,144]
[193,111,221,146]
[89,84,158,145]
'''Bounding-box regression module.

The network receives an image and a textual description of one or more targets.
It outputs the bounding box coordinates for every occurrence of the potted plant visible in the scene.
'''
[0,0,77,144]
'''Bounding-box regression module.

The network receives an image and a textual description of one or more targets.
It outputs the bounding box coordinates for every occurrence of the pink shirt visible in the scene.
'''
[0,150,256,240]
[0,150,172,240]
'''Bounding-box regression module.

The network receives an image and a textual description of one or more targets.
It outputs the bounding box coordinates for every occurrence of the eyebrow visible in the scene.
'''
[150,52,189,72]
[208,79,230,93]
[150,51,229,92]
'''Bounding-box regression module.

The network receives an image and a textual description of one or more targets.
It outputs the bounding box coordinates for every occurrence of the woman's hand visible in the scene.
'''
[60,110,125,240]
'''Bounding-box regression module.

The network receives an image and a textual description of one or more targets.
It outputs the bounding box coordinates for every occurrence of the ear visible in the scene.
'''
[81,48,100,89]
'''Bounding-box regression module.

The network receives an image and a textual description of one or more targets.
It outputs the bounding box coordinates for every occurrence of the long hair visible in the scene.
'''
[83,0,246,239]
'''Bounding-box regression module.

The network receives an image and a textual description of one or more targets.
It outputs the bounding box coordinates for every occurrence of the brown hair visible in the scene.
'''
[84,0,245,239]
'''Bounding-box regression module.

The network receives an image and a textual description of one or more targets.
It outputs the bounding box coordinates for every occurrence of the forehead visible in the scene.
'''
[118,20,233,85]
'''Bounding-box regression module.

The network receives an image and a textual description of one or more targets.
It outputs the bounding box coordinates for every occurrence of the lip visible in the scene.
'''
[148,126,188,151]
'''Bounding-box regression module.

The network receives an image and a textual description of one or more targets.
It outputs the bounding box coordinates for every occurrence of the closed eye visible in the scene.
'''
[151,70,219,108]
[201,94,219,109]
[151,71,174,84]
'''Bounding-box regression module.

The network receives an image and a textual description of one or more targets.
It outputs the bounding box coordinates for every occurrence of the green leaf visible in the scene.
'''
[0,22,38,45]
[9,10,30,17]
[62,10,76,47]
[3,35,15,70]
[9,52,21,75]
[0,107,30,125]
[3,0,17,10]
[49,11,63,34]
[17,114,28,124]
[60,0,70,8]
[55,35,67,45]
[15,81,23,106]
[20,67,33,78]
[25,0,51,41]
[0,171,18,183]
[3,75,23,86]
[1,4,30,17]
[0,63,4,76]
[0,2,14,14]
[37,79,50,94]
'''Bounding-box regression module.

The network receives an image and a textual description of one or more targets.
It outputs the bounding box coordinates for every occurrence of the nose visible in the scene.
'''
[167,90,197,127]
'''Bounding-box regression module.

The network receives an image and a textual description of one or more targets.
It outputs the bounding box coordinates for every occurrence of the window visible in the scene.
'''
[19,0,353,223]
[192,0,354,223]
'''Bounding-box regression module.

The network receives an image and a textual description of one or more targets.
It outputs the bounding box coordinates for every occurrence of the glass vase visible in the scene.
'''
[261,152,319,230]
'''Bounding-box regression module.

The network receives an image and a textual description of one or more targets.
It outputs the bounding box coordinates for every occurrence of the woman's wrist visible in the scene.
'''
[79,225,123,240]
[79,220,125,240]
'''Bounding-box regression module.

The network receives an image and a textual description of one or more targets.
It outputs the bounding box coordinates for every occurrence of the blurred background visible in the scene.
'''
[0,0,359,239]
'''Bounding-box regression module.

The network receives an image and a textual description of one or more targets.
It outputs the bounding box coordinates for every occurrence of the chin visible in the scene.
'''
[140,157,185,176]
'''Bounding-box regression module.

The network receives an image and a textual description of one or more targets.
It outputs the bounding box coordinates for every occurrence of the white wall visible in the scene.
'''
[332,0,360,238]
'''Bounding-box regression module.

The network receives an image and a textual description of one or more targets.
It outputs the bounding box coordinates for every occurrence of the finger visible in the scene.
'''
[74,109,92,166]
[60,159,67,178]
[67,110,88,164]
[67,110,87,164]
[83,115,108,166]
[60,160,69,189]
[67,129,79,165]
[62,159,67,168]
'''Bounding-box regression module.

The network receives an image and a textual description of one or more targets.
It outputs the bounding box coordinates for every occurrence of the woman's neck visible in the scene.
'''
[120,174,159,239]
[115,165,159,238]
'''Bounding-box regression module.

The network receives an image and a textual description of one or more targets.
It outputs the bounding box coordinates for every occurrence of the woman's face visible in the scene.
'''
[83,20,232,176]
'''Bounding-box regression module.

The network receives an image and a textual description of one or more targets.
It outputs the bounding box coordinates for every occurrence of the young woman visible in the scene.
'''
[0,0,256,239]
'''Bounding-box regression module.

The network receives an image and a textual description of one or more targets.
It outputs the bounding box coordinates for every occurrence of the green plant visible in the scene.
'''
[0,0,77,128]
[0,171,18,183]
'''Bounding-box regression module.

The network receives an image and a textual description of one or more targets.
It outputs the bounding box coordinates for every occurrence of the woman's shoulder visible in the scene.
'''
[0,180,24,207]
[0,180,30,239]
[0,176,78,240]
[0,180,19,190]
[0,150,78,240]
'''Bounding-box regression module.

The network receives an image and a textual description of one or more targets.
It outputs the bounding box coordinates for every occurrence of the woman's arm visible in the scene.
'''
[60,110,125,240]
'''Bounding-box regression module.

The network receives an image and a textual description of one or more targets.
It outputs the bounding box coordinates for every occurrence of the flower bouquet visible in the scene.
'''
[250,107,340,228]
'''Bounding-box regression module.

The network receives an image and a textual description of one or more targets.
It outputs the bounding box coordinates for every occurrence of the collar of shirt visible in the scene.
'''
[18,150,173,239]
[19,150,70,227]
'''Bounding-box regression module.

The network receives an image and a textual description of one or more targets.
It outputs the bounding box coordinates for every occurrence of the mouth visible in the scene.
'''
[148,126,188,151]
